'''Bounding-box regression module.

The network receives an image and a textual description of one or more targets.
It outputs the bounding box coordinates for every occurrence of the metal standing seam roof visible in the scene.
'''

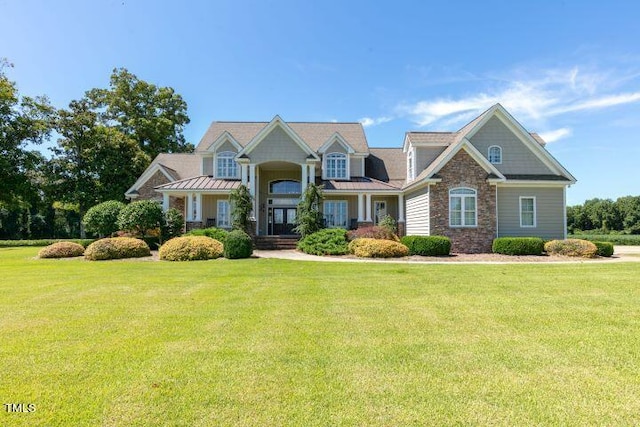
[155,176,242,191]
[320,177,402,191]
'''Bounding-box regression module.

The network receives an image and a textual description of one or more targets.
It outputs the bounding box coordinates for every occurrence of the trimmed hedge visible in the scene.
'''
[84,237,151,261]
[297,228,349,256]
[401,235,451,256]
[159,236,223,261]
[544,239,598,258]
[38,242,85,258]
[348,238,409,258]
[570,234,640,246]
[347,226,399,242]
[492,237,545,256]
[593,241,614,257]
[223,230,253,259]
[186,227,229,244]
[0,239,94,248]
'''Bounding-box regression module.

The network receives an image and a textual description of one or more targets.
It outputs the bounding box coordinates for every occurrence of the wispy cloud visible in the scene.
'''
[359,116,393,127]
[539,127,572,143]
[399,66,640,130]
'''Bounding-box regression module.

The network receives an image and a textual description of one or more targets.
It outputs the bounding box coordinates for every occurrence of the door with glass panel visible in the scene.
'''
[269,207,297,235]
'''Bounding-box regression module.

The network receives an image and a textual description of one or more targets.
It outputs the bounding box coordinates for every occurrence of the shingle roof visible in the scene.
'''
[152,153,201,180]
[366,148,406,187]
[195,121,369,153]
[405,132,457,145]
[155,176,241,191]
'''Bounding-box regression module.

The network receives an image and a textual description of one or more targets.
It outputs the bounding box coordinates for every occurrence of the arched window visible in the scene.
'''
[449,187,477,227]
[269,180,301,194]
[325,152,347,179]
[216,151,238,178]
[488,146,502,164]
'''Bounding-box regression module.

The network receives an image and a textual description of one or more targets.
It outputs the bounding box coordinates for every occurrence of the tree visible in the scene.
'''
[294,184,324,238]
[87,68,192,159]
[616,196,640,234]
[229,185,253,234]
[83,200,126,238]
[162,208,184,240]
[117,200,164,238]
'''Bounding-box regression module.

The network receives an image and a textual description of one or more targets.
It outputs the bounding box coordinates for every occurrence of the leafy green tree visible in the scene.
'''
[83,200,126,238]
[294,183,324,237]
[117,200,164,237]
[229,185,253,234]
[162,208,184,240]
[87,68,192,159]
[616,196,640,234]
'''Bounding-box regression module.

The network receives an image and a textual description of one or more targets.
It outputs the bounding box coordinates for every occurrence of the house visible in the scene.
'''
[125,104,576,253]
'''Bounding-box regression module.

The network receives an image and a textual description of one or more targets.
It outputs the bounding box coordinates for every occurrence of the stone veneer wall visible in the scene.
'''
[429,150,496,253]
[137,170,170,200]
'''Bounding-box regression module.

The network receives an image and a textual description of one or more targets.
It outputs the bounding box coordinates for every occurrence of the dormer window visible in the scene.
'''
[488,146,502,164]
[325,152,347,179]
[216,151,238,178]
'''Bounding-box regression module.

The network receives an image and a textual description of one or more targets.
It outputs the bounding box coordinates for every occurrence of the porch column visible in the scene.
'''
[309,164,316,185]
[398,194,405,222]
[195,193,202,222]
[187,192,194,221]
[301,164,308,188]
[162,193,170,212]
[365,193,372,222]
[357,193,364,222]
[249,164,256,197]
[241,164,248,186]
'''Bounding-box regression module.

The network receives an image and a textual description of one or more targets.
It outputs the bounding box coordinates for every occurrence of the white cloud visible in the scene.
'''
[359,116,393,127]
[539,127,572,143]
[399,65,640,129]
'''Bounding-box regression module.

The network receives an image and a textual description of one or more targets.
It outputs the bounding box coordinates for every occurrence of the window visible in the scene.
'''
[488,146,502,164]
[217,200,230,228]
[324,200,348,228]
[520,196,536,227]
[325,152,347,179]
[407,149,415,180]
[374,201,387,225]
[449,188,477,227]
[216,151,238,178]
[269,180,301,194]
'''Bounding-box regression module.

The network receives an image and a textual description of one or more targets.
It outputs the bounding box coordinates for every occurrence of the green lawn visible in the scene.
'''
[1,248,640,426]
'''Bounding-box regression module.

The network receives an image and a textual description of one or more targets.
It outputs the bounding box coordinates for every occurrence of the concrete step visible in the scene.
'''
[255,236,300,250]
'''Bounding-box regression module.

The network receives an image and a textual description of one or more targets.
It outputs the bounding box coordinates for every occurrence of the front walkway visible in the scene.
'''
[253,246,640,264]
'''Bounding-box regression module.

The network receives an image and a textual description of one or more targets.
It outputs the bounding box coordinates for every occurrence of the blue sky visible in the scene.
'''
[2,0,639,205]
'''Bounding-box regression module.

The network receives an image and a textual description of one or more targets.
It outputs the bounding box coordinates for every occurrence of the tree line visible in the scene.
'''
[0,59,192,239]
[567,196,640,234]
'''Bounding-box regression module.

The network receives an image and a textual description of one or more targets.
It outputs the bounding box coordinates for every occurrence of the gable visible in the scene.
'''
[324,140,347,154]
[216,140,238,154]
[249,126,311,164]
[469,116,554,175]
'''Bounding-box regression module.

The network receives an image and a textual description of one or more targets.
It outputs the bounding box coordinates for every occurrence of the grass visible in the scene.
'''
[1,248,640,426]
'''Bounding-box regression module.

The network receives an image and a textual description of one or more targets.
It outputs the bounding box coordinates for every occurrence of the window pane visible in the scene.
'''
[451,211,462,226]
[465,196,476,210]
[464,211,476,226]
[451,197,462,211]
[522,212,534,226]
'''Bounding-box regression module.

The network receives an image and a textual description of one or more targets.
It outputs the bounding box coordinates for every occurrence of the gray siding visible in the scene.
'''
[324,141,347,154]
[249,126,309,164]
[497,186,565,239]
[415,146,446,174]
[202,156,213,176]
[469,116,554,175]
[216,141,237,154]
[405,186,430,235]
[350,156,363,176]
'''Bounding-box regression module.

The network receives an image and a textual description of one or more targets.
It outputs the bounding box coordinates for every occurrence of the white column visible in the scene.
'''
[357,193,364,222]
[187,192,194,221]
[241,164,248,186]
[195,193,202,222]
[301,164,308,188]
[309,164,315,185]
[365,193,372,222]
[162,193,170,212]
[398,194,405,222]
[249,164,256,197]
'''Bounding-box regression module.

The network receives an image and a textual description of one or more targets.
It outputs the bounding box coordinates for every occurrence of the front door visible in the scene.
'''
[269,207,297,235]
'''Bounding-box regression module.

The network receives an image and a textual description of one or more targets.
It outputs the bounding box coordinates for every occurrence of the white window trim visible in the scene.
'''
[407,148,415,181]
[323,152,349,180]
[449,187,478,228]
[217,199,231,228]
[488,145,502,164]
[323,200,348,228]
[268,179,302,195]
[215,151,239,179]
[519,196,537,228]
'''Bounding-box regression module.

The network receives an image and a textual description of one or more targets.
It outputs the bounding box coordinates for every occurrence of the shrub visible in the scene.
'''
[162,208,184,241]
[0,239,94,248]
[159,236,223,261]
[224,230,253,259]
[569,234,640,246]
[186,227,229,244]
[117,200,164,237]
[229,185,254,234]
[84,237,151,261]
[83,200,126,238]
[348,238,409,258]
[593,241,614,257]
[492,237,545,256]
[297,228,349,256]
[401,235,451,256]
[294,183,324,237]
[347,226,399,242]
[544,239,598,258]
[379,215,397,234]
[38,242,85,258]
